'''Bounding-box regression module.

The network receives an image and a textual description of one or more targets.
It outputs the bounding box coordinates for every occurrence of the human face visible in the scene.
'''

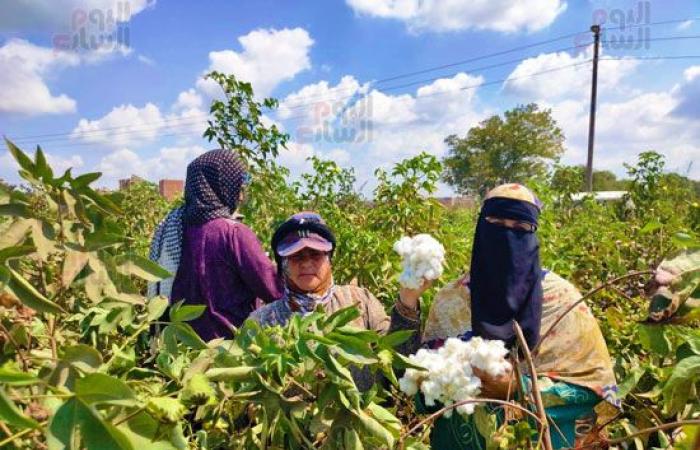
[285,249,331,292]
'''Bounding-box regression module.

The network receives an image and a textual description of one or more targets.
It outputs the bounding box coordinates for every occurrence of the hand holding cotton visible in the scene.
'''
[398,337,511,417]
[393,234,445,289]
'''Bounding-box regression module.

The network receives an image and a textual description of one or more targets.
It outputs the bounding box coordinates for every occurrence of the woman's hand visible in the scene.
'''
[473,366,514,400]
[399,278,433,310]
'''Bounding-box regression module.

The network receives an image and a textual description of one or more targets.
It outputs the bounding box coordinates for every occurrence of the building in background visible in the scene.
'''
[118,175,146,190]
[118,175,184,201]
[159,179,184,201]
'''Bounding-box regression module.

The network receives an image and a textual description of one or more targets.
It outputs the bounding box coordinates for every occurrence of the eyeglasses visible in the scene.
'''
[287,250,329,263]
[485,216,536,232]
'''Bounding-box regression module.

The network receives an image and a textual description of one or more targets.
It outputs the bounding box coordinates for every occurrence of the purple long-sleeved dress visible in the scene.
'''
[170,218,283,340]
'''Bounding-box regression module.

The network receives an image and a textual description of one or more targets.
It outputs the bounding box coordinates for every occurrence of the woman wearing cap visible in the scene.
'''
[249,212,427,390]
[151,150,283,341]
[420,184,618,449]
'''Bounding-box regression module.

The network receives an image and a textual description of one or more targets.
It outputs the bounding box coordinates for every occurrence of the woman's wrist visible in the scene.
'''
[395,295,420,321]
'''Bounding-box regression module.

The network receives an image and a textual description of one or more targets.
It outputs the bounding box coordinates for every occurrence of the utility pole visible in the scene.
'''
[585,24,601,192]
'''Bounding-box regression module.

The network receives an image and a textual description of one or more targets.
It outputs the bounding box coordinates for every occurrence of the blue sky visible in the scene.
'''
[1,0,699,194]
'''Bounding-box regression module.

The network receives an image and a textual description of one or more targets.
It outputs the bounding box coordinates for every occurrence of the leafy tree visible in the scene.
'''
[443,103,564,195]
[550,165,627,193]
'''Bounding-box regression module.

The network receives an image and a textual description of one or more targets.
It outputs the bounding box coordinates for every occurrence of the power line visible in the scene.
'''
[37,60,596,153]
[8,29,596,144]
[7,17,700,145]
[11,43,599,146]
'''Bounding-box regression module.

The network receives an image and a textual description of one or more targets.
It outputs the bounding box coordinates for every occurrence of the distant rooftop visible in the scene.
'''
[570,191,627,202]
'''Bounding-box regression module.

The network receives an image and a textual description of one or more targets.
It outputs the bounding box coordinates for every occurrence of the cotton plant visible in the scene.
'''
[393,234,445,289]
[399,337,511,417]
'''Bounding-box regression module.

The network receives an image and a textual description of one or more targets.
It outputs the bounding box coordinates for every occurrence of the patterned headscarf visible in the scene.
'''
[183,149,247,225]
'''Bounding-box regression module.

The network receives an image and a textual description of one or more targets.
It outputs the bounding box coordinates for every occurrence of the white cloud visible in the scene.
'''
[0,38,136,116]
[546,77,700,179]
[341,72,486,172]
[503,46,639,100]
[70,99,208,149]
[0,0,154,32]
[278,75,368,123]
[677,20,693,31]
[0,39,80,115]
[71,103,165,147]
[345,0,567,33]
[173,89,204,112]
[195,28,314,98]
[95,145,206,186]
[46,153,84,173]
[672,65,700,120]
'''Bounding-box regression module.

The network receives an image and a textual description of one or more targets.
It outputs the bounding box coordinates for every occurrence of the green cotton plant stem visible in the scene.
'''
[513,321,552,450]
[533,270,654,354]
[0,421,47,447]
[113,406,146,426]
[0,321,29,371]
[104,321,150,368]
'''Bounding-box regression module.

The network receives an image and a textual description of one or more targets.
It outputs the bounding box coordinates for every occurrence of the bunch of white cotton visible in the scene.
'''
[398,337,511,417]
[393,234,445,289]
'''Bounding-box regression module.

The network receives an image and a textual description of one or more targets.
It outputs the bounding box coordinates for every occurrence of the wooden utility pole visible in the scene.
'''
[585,25,601,192]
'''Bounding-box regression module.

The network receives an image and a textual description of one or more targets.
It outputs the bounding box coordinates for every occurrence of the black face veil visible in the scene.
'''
[469,197,543,349]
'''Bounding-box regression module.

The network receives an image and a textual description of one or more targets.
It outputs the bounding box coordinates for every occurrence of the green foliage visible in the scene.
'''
[443,103,564,195]
[1,73,699,449]
[550,165,628,193]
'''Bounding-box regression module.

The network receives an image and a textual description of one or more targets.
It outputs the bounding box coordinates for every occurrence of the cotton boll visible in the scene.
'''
[394,234,445,289]
[398,337,511,418]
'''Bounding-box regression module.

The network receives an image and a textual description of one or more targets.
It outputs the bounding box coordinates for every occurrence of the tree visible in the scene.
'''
[443,103,564,195]
[550,165,626,193]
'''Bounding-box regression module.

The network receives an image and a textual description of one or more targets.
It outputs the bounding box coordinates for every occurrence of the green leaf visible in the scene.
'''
[0,362,41,386]
[117,411,185,450]
[379,329,415,349]
[62,249,89,287]
[0,388,39,429]
[0,219,33,247]
[351,409,395,448]
[30,219,57,259]
[47,397,134,450]
[147,296,169,321]
[0,203,32,218]
[62,344,103,369]
[146,397,186,423]
[617,366,646,399]
[4,268,64,314]
[169,304,206,322]
[205,366,256,382]
[75,373,137,406]
[640,220,662,234]
[0,245,35,263]
[662,355,700,415]
[34,147,54,180]
[114,254,171,282]
[638,324,671,356]
[73,172,102,188]
[170,322,207,349]
[5,138,35,174]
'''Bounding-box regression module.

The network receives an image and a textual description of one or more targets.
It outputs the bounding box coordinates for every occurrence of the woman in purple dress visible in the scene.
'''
[152,149,282,340]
